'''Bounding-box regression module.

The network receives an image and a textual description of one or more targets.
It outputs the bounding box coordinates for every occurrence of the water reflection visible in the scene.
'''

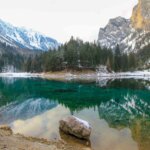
[1,77,17,85]
[11,106,138,150]
[11,106,70,139]
[0,77,149,150]
[59,130,91,148]
[0,98,57,124]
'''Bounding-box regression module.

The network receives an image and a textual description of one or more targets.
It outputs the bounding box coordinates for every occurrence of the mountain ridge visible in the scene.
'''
[97,0,150,53]
[0,19,59,51]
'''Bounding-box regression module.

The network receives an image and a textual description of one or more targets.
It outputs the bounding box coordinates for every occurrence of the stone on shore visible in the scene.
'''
[0,125,13,136]
[59,116,91,139]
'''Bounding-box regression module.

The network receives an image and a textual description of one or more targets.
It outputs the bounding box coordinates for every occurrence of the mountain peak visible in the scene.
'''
[98,17,131,50]
[131,0,150,31]
[109,16,129,25]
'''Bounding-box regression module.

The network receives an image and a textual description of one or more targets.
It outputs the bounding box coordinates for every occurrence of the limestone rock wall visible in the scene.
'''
[131,0,150,30]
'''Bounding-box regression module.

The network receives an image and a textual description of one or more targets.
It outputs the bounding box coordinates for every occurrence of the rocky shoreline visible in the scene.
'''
[0,125,91,150]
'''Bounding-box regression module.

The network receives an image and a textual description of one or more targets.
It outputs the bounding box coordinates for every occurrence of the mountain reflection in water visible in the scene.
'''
[0,77,149,150]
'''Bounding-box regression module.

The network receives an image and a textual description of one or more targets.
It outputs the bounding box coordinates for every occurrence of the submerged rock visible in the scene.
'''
[59,116,91,139]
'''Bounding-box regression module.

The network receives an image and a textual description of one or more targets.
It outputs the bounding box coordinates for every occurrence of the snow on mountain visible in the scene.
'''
[98,0,150,53]
[0,19,59,51]
[98,17,131,51]
[97,17,150,53]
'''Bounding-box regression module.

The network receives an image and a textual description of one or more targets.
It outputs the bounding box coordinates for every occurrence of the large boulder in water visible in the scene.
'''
[59,116,91,139]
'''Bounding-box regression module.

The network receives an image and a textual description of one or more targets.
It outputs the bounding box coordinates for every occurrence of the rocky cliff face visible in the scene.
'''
[98,0,150,53]
[98,17,132,51]
[131,0,150,31]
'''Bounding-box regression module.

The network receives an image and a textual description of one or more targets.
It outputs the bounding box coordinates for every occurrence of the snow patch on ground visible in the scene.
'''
[0,72,40,78]
[1,70,150,80]
[97,70,150,78]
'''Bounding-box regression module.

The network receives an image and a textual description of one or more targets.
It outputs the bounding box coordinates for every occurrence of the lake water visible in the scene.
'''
[0,77,149,150]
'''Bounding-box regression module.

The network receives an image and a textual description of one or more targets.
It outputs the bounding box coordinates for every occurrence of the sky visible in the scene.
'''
[0,0,138,43]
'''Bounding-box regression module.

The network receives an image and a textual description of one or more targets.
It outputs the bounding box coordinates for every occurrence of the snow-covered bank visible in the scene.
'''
[1,70,150,80]
[0,72,40,78]
[0,72,96,80]
[97,70,150,77]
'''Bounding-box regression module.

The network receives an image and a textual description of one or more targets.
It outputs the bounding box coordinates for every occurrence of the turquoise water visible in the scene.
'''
[0,77,149,150]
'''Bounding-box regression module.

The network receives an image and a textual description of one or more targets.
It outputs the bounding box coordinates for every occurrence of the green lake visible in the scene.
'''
[0,77,149,150]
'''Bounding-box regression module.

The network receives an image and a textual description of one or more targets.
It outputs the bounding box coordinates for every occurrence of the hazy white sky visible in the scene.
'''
[0,0,137,43]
